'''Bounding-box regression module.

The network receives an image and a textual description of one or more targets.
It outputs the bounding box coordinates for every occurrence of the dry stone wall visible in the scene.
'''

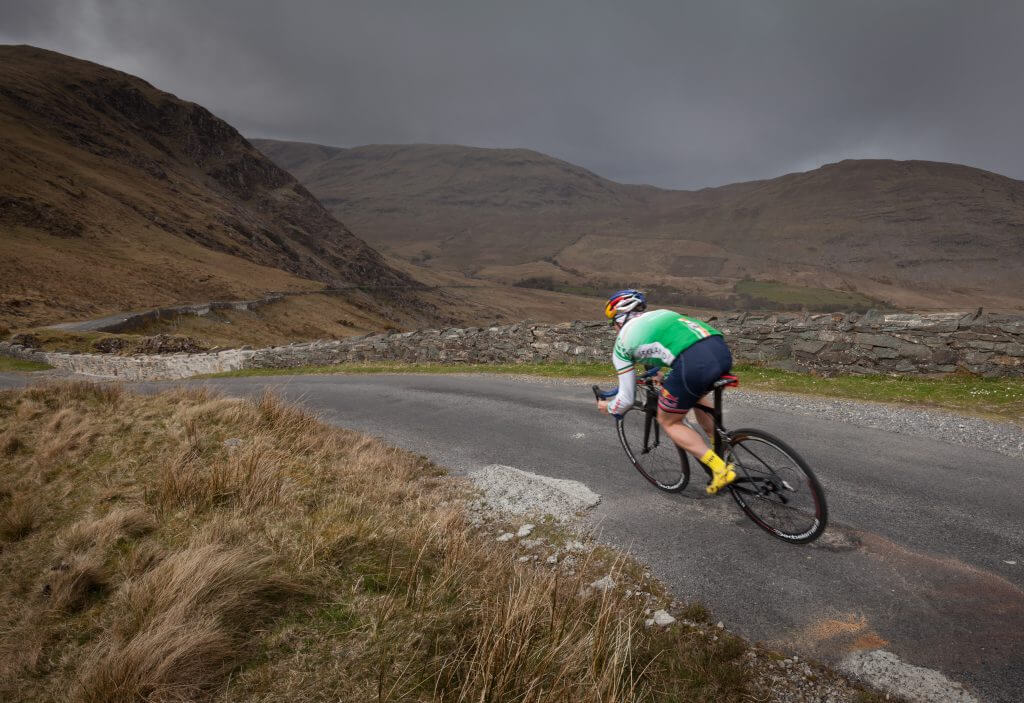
[0,344,255,381]
[3,310,1023,381]
[248,311,1024,376]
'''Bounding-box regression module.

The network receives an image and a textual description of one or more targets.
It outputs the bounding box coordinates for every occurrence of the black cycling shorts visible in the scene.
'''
[658,335,733,414]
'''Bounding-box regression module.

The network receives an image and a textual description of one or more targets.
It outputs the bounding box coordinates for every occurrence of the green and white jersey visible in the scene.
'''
[613,309,721,370]
[607,310,722,415]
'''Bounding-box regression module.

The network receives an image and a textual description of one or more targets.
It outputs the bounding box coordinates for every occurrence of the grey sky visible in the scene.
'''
[2,0,1023,188]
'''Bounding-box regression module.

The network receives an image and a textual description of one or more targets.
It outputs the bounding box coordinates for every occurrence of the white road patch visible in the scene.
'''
[1004,559,1017,565]
[468,464,601,522]
[571,432,586,439]
[840,649,980,703]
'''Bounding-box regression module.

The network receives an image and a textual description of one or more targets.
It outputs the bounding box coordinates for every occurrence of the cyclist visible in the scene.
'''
[595,289,737,494]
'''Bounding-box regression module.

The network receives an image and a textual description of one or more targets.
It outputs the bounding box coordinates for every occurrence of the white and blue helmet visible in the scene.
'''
[604,289,647,323]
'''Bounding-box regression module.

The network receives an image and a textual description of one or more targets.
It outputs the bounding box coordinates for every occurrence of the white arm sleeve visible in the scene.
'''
[607,355,636,416]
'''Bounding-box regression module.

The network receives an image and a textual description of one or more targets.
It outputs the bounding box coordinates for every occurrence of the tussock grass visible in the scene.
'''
[0,382,829,702]
[0,492,38,541]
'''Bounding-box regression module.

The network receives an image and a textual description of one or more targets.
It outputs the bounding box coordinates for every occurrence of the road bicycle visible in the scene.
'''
[593,369,828,544]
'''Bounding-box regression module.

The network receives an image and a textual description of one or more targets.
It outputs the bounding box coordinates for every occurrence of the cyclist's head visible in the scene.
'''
[604,289,647,327]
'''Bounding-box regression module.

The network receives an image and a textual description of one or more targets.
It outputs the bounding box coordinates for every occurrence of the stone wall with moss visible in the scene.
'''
[3,311,1022,381]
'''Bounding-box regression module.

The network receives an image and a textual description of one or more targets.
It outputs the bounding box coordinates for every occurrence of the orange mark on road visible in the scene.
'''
[803,614,867,641]
[790,613,888,653]
[851,633,889,650]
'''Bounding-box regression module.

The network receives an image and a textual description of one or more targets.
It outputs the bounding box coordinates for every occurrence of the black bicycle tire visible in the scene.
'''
[725,428,827,544]
[615,412,690,492]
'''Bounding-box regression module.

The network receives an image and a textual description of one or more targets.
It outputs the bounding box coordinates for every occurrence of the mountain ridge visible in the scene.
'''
[252,138,1024,311]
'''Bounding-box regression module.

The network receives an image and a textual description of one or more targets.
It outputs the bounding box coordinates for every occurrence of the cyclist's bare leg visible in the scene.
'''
[693,392,715,439]
[658,405,735,494]
[656,407,708,458]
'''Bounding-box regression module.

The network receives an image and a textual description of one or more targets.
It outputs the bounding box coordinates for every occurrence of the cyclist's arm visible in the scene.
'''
[606,354,636,416]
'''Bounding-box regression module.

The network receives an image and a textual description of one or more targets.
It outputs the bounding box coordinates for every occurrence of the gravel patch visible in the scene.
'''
[841,649,981,703]
[726,388,1024,460]
[467,464,601,521]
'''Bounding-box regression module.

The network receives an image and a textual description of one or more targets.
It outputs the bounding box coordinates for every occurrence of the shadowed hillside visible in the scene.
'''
[254,139,1024,311]
[0,45,418,330]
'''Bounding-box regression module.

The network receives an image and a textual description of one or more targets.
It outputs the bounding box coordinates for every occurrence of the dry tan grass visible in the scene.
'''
[0,492,38,541]
[77,545,298,703]
[0,382,757,703]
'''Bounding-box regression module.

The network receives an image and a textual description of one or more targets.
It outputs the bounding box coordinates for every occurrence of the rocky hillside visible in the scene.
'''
[0,45,415,329]
[253,140,1024,311]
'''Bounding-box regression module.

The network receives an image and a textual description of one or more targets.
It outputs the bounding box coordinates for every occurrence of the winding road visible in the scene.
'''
[2,371,1022,701]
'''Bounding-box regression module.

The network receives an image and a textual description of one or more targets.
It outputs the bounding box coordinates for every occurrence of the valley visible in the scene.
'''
[253,139,1024,313]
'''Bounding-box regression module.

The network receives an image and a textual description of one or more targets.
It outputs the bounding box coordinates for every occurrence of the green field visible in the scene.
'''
[0,356,53,372]
[203,360,1024,423]
[734,279,883,311]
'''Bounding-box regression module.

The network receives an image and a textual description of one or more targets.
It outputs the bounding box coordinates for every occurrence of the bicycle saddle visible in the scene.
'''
[712,374,740,389]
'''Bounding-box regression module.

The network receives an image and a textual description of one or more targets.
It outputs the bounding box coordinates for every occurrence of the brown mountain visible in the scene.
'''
[253,140,1024,311]
[0,45,421,330]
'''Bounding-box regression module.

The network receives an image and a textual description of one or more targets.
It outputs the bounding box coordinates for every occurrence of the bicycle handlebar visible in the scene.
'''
[592,366,660,401]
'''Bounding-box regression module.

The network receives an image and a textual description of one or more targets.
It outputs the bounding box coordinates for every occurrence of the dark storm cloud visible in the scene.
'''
[2,0,1022,188]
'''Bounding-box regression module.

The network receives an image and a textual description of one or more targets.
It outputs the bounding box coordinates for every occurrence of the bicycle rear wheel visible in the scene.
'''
[724,429,827,544]
[616,408,689,492]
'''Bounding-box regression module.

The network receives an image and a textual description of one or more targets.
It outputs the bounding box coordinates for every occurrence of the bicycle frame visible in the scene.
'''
[694,383,728,456]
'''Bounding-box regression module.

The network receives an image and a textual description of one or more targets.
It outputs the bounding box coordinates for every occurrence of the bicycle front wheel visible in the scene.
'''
[725,429,827,544]
[616,408,689,492]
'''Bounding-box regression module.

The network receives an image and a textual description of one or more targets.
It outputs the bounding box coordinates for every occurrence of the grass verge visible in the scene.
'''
[0,356,53,372]
[734,364,1024,422]
[202,360,1024,422]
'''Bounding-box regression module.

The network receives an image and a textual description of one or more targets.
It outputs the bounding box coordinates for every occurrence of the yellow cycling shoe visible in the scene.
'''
[706,466,736,495]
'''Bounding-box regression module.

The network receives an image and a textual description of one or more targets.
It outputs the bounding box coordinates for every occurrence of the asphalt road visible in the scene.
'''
[4,372,1022,701]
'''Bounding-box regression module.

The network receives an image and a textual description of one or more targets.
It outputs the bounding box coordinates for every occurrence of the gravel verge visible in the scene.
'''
[728,388,1024,460]
[497,373,1022,461]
